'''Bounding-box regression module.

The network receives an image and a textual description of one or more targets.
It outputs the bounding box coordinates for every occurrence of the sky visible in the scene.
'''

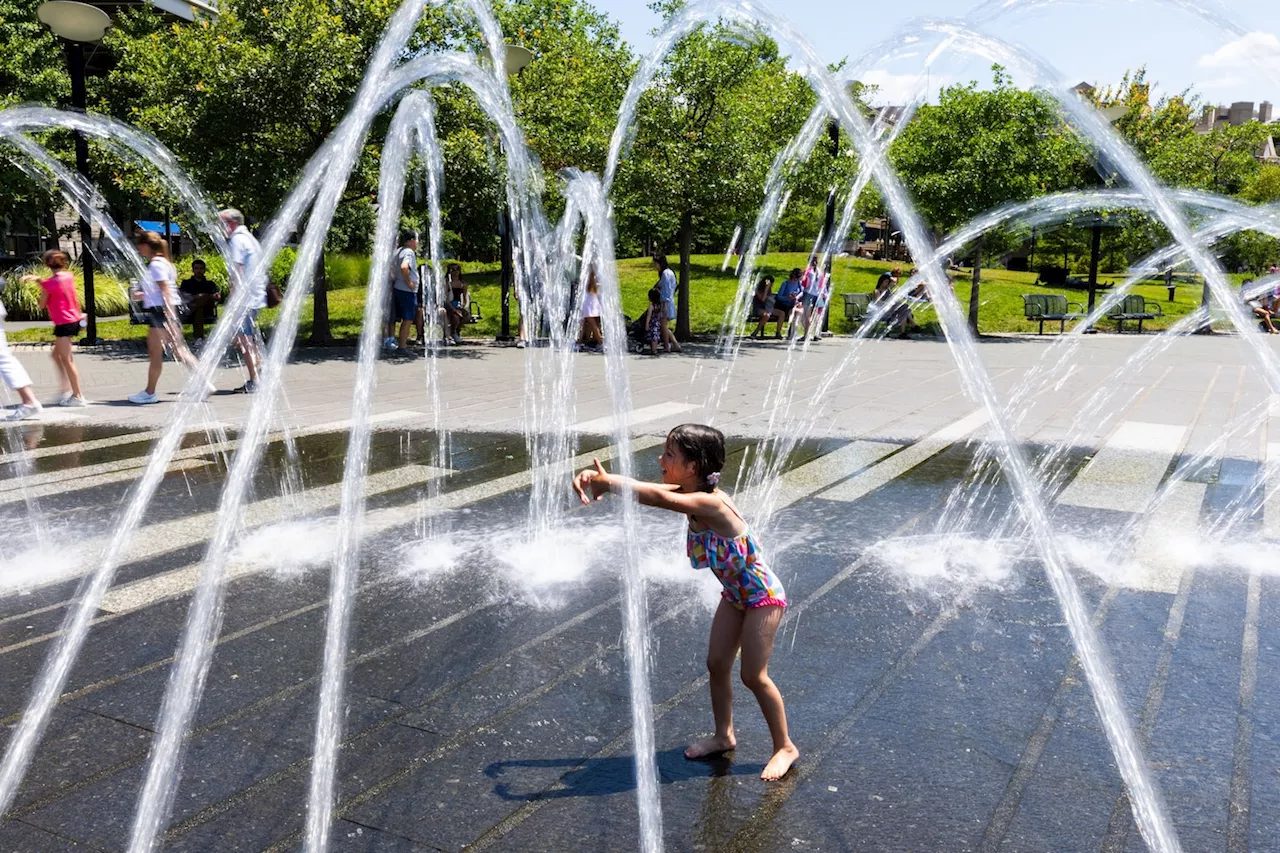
[597,0,1280,110]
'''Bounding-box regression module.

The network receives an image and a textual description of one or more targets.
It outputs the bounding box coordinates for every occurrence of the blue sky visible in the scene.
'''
[598,0,1279,109]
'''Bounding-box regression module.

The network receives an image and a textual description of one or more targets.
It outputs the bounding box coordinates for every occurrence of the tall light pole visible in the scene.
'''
[37,1,111,346]
[497,44,533,343]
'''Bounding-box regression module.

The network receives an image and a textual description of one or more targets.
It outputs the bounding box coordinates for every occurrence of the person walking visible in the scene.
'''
[653,254,682,354]
[0,296,42,420]
[129,232,197,404]
[220,209,265,393]
[22,250,85,407]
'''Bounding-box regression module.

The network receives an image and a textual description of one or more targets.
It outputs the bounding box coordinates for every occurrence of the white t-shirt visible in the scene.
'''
[141,257,176,308]
[229,226,266,309]
[582,291,602,319]
[392,247,419,293]
[801,266,826,297]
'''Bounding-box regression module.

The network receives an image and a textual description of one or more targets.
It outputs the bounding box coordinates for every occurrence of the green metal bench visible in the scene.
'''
[842,292,890,333]
[1106,293,1163,333]
[1022,294,1084,335]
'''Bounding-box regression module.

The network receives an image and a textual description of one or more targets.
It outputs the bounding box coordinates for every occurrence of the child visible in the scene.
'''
[129,231,197,404]
[22,250,85,407]
[576,270,603,352]
[0,296,41,420]
[643,286,664,356]
[572,424,800,781]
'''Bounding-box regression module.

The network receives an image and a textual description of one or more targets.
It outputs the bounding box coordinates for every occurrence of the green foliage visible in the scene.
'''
[1243,164,1280,204]
[612,6,819,250]
[892,66,1089,235]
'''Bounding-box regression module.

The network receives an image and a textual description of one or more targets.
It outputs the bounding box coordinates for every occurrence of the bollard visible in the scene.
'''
[1167,285,1176,302]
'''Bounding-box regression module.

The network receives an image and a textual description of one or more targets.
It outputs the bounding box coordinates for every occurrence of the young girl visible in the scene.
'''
[22,250,85,406]
[130,231,196,404]
[572,424,800,781]
[576,270,603,352]
[642,286,664,356]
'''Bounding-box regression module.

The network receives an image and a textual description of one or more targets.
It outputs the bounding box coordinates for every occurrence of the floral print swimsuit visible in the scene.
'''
[686,500,787,611]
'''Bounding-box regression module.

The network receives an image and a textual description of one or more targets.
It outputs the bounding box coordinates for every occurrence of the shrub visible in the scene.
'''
[0,262,131,321]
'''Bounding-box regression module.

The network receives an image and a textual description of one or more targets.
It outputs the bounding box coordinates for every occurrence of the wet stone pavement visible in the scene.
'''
[0,337,1278,852]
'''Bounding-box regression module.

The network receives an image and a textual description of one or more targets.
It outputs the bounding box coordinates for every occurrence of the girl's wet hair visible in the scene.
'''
[135,230,169,259]
[667,424,726,492]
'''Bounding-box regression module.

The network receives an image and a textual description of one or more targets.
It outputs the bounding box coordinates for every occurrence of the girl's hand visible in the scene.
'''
[20,274,38,284]
[572,458,610,505]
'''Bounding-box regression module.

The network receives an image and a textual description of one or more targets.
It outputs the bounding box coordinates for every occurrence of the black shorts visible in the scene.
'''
[774,298,796,313]
[142,307,168,329]
[53,322,80,338]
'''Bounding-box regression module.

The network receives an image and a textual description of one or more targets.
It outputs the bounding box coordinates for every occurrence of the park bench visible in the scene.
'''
[1022,294,1084,335]
[1106,293,1163,333]
[843,292,881,331]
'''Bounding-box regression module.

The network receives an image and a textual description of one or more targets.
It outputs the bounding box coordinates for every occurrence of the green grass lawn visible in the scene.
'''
[5,253,1231,344]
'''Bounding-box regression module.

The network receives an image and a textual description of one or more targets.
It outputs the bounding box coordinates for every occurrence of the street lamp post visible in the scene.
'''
[497,44,533,343]
[821,119,839,335]
[37,1,111,346]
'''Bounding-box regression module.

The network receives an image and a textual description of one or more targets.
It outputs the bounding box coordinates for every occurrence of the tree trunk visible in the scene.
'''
[677,209,693,341]
[968,237,983,336]
[310,254,332,345]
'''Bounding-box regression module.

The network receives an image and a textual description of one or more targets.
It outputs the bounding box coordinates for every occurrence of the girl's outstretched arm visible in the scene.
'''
[573,459,720,516]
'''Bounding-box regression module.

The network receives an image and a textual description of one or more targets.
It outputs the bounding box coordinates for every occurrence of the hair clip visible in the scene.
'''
[706,472,721,485]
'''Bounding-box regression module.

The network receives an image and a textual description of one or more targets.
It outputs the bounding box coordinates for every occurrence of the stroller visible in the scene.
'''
[625,314,648,353]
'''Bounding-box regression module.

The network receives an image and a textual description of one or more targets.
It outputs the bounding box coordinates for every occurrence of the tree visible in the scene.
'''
[1243,163,1280,205]
[891,65,1089,333]
[613,0,816,339]
[0,0,73,252]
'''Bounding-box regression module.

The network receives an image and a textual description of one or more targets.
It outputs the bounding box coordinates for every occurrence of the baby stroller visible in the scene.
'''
[625,314,648,353]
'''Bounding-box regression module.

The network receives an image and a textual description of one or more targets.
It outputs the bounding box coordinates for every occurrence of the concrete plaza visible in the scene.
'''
[0,332,1278,852]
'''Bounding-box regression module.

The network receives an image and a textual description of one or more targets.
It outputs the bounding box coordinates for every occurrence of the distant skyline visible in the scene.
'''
[598,0,1280,110]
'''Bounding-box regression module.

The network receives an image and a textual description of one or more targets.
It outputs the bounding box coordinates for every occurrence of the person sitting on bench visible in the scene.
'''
[179,258,220,345]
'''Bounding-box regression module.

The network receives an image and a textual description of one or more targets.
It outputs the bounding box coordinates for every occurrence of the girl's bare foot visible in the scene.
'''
[684,734,736,759]
[761,743,800,781]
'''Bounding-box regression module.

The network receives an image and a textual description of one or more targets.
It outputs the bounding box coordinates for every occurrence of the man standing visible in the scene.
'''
[389,231,420,357]
[219,208,264,393]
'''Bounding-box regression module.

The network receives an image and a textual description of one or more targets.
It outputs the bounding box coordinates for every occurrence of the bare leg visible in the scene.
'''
[686,599,744,759]
[18,385,38,407]
[54,339,82,398]
[235,333,260,381]
[145,328,164,395]
[660,317,681,353]
[397,317,412,350]
[740,604,798,780]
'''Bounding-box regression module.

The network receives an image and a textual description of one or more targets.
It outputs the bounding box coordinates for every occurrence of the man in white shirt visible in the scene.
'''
[219,208,264,393]
[389,231,421,356]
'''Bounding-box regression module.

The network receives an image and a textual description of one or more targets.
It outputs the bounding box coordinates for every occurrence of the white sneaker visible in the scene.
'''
[59,396,88,407]
[128,390,159,405]
[7,403,41,421]
[51,391,72,406]
[515,339,527,349]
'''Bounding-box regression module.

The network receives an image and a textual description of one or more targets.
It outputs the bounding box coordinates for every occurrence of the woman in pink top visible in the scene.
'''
[22,250,85,406]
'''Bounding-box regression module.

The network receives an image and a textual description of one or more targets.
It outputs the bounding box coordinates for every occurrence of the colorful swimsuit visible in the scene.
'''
[687,505,787,611]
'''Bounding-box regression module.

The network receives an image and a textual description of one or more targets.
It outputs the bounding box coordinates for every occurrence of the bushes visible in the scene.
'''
[0,262,132,321]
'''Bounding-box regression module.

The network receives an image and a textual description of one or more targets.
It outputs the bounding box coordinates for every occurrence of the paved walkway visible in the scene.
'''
[0,333,1278,852]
